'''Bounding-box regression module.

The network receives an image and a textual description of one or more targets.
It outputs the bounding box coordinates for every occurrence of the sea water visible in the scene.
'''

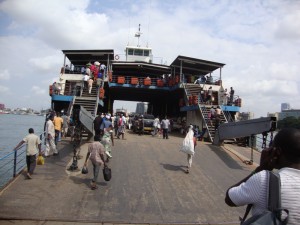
[0,114,45,156]
[0,114,45,188]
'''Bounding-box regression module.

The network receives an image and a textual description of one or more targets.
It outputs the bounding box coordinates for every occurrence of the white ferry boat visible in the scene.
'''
[49,25,276,143]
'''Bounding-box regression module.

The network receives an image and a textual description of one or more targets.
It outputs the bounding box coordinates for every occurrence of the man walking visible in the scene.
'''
[84,136,107,190]
[93,113,103,140]
[61,113,69,138]
[45,115,58,156]
[161,116,170,139]
[53,112,63,145]
[14,128,42,179]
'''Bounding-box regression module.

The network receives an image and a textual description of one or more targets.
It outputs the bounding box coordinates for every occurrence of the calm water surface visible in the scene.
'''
[0,114,45,188]
[0,114,45,157]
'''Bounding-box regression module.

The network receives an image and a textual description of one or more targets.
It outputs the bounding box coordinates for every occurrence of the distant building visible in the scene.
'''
[267,112,279,121]
[115,108,127,116]
[236,112,254,121]
[278,109,300,120]
[281,103,290,111]
[0,103,4,110]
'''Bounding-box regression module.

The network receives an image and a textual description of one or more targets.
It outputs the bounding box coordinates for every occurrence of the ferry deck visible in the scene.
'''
[0,131,262,225]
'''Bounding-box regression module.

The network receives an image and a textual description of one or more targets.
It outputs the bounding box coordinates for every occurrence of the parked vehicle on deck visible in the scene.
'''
[132,114,155,134]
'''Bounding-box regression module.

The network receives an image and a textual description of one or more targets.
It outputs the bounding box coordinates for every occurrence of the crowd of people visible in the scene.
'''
[43,111,71,157]
[54,61,108,96]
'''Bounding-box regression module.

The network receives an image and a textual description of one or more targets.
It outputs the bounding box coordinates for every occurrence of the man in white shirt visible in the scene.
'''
[152,117,160,136]
[161,116,170,139]
[206,86,213,104]
[83,74,90,90]
[45,115,58,156]
[225,128,300,224]
[14,128,41,179]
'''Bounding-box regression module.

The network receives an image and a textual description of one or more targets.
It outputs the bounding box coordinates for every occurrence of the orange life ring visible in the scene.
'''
[115,55,120,60]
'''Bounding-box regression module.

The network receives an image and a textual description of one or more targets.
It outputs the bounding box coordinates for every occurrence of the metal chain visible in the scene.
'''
[261,131,268,150]
[268,131,274,147]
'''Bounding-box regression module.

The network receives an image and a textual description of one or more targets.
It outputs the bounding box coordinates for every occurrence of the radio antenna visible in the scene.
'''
[135,24,142,47]
[127,18,131,46]
[146,0,151,47]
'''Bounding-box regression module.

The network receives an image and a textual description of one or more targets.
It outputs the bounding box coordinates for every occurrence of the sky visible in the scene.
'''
[0,0,299,117]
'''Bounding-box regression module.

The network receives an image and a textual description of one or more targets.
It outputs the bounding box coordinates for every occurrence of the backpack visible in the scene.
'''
[240,171,289,225]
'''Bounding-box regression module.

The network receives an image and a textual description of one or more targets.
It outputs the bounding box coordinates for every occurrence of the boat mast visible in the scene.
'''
[135,24,142,47]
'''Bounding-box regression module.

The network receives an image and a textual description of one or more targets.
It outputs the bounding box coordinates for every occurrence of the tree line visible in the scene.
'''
[277,116,300,129]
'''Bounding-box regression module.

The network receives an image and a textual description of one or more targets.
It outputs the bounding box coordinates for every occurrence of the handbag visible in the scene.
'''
[81,166,88,174]
[103,165,112,181]
[37,155,45,165]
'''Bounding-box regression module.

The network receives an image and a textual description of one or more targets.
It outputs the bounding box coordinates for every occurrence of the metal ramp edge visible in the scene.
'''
[79,105,95,135]
[213,117,277,146]
[69,81,104,138]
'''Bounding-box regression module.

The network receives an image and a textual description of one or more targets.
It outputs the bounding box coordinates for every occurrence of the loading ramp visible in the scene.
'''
[213,117,277,146]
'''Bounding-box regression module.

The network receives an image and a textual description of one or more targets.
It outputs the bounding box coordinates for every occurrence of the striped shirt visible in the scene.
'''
[228,168,300,224]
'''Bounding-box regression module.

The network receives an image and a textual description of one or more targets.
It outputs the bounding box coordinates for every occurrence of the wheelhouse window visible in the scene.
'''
[134,49,143,56]
[128,49,134,55]
[144,50,150,56]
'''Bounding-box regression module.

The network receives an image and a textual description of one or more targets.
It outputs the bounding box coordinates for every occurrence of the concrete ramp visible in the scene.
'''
[0,132,255,225]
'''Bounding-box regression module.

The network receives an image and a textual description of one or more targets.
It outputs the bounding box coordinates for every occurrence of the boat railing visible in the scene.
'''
[51,80,85,96]
[183,75,222,86]
[94,80,104,115]
[0,132,46,190]
[110,74,180,88]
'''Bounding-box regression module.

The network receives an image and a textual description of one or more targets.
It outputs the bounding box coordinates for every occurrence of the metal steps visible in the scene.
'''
[74,83,98,116]
[200,106,227,142]
[184,83,218,105]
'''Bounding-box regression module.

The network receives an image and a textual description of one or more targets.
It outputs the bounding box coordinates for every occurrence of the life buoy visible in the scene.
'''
[115,55,120,60]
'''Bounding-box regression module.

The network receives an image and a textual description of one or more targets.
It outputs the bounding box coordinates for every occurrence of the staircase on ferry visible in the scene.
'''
[75,83,99,116]
[183,83,227,142]
[67,81,101,139]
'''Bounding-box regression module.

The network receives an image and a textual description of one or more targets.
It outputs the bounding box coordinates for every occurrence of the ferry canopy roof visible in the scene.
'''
[111,62,171,76]
[62,49,114,66]
[170,55,225,76]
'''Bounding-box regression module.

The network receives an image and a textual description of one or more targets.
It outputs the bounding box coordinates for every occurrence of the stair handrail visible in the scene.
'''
[223,110,234,122]
[219,105,228,123]
[67,95,76,117]
[182,83,190,106]
[94,81,102,116]
[95,79,106,115]
[199,105,214,142]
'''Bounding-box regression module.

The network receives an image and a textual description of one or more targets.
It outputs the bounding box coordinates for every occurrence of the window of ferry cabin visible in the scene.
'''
[128,49,134,55]
[134,49,143,56]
